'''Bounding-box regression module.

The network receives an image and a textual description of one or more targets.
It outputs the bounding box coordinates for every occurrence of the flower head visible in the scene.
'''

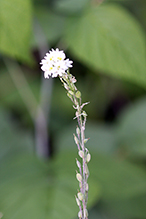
[40,48,73,79]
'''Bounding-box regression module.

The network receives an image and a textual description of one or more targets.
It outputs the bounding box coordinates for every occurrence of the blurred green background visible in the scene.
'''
[0,0,146,218]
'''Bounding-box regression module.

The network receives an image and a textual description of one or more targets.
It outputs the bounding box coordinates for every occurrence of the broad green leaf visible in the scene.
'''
[90,153,146,199]
[0,0,32,63]
[64,3,146,87]
[117,97,146,158]
[34,7,65,46]
[54,0,89,14]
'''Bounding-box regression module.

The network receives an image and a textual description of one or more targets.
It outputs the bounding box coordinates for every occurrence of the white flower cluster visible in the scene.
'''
[40,48,73,79]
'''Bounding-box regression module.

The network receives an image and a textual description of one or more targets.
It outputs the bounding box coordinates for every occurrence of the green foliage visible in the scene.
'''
[64,3,146,87]
[0,109,99,219]
[0,0,32,63]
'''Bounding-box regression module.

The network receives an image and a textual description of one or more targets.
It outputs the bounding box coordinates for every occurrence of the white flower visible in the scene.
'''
[40,48,73,79]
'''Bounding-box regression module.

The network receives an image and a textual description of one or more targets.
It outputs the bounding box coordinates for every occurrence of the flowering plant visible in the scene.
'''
[40,48,91,219]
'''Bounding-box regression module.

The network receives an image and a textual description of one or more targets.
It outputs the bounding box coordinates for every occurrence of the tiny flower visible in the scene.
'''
[40,48,73,79]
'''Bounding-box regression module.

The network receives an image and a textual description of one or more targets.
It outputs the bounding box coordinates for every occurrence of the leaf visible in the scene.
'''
[0,0,32,63]
[103,195,146,218]
[64,3,146,87]
[54,0,89,14]
[55,122,117,155]
[34,7,65,45]
[90,153,146,200]
[0,153,100,219]
[117,97,146,158]
[0,110,100,219]
[55,122,146,199]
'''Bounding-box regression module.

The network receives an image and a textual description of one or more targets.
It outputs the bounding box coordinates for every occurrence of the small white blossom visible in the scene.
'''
[40,48,73,79]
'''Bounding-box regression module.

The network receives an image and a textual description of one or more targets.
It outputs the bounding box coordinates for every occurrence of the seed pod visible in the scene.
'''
[78,150,84,158]
[76,173,82,182]
[86,153,91,163]
[77,192,83,201]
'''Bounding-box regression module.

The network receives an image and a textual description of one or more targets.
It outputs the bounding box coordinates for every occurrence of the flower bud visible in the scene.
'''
[75,196,80,206]
[84,209,88,217]
[82,111,87,117]
[77,192,83,201]
[76,126,80,135]
[76,173,82,182]
[86,183,89,191]
[86,153,91,163]
[76,159,81,169]
[85,164,89,175]
[73,134,79,145]
[68,90,74,95]
[78,210,82,218]
[75,91,81,98]
[64,83,69,90]
[84,138,89,144]
[78,150,84,158]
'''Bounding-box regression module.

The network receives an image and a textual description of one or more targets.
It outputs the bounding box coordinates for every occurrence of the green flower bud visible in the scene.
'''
[75,91,81,98]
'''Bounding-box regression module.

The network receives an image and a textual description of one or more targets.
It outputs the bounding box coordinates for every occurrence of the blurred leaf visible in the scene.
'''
[91,153,146,200]
[0,109,100,219]
[55,122,117,155]
[56,122,146,200]
[0,68,40,124]
[0,108,33,160]
[64,3,146,87]
[117,97,146,158]
[0,0,32,63]
[34,7,65,45]
[103,195,146,218]
[54,0,89,14]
